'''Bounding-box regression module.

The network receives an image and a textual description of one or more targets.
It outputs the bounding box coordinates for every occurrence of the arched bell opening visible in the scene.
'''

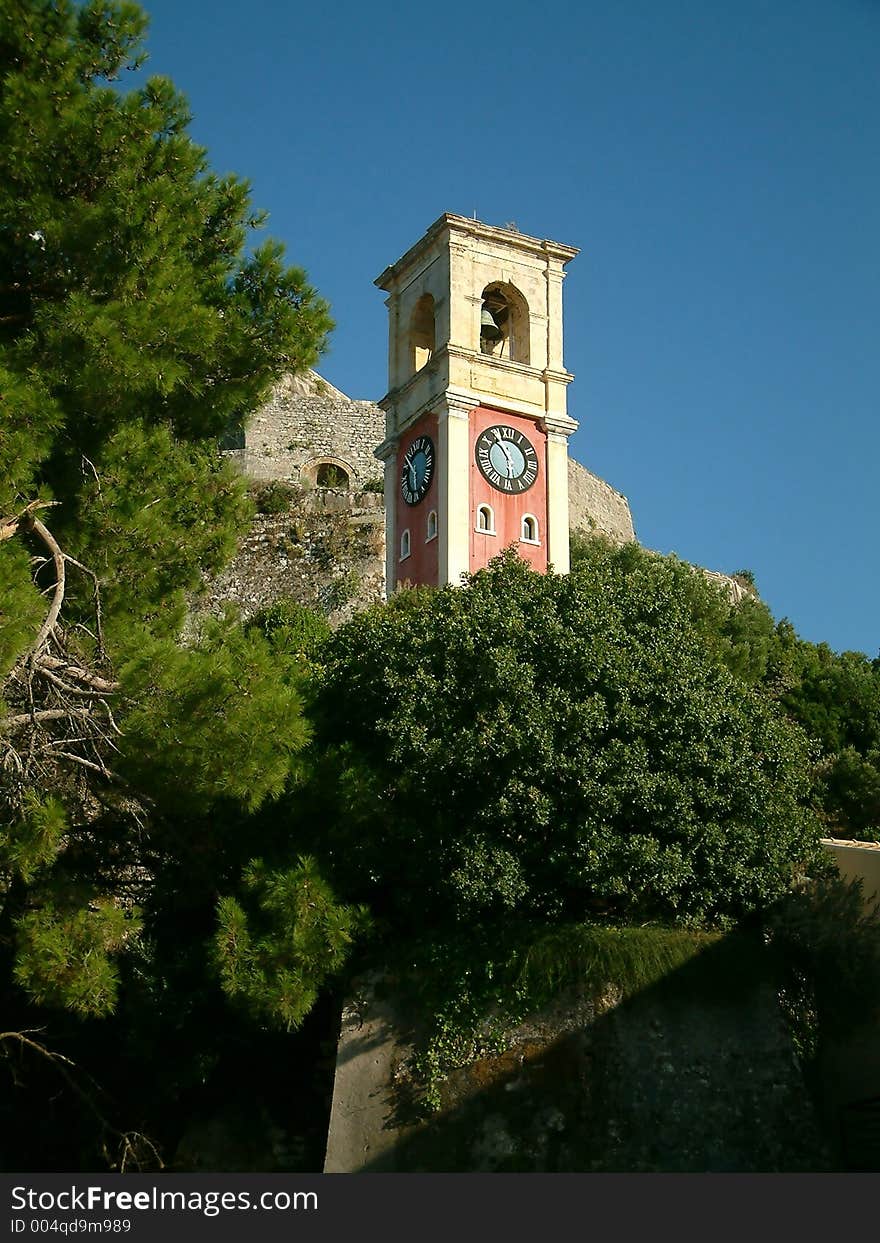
[410,293,436,375]
[479,282,530,365]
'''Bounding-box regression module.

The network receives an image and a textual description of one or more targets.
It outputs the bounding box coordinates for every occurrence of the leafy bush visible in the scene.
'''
[819,749,880,839]
[247,600,331,662]
[767,634,880,839]
[309,543,826,931]
[768,876,880,1040]
[252,481,297,515]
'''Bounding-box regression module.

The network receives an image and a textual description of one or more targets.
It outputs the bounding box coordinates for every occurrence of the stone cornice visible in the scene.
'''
[445,345,575,389]
[374,438,397,462]
[541,413,579,438]
[375,213,579,291]
[377,347,448,413]
[441,388,480,418]
[377,351,575,420]
[542,367,575,387]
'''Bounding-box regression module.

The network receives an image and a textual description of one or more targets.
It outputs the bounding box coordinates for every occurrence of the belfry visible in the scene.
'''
[374,214,579,590]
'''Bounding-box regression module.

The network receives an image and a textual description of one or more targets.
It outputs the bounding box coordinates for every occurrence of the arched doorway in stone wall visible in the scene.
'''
[303,457,354,490]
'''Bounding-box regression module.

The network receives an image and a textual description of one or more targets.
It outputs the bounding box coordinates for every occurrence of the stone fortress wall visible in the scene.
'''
[567,458,635,544]
[228,370,386,490]
[233,369,637,547]
[215,371,755,623]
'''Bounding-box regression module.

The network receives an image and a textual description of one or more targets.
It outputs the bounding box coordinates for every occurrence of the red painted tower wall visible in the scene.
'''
[394,410,439,588]
[469,406,548,574]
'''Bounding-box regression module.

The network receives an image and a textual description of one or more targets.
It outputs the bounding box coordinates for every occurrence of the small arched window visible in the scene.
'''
[476,504,495,534]
[521,514,539,544]
[410,293,435,375]
[400,529,411,560]
[426,510,438,542]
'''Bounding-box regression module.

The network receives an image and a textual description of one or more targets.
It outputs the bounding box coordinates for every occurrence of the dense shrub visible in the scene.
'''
[308,543,827,929]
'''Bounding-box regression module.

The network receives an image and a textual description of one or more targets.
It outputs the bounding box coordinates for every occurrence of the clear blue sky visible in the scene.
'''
[135,0,879,656]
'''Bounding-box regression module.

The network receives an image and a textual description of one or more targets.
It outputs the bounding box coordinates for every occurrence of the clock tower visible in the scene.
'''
[374,214,579,591]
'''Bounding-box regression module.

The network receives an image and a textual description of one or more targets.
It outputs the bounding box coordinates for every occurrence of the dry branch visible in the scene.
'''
[2,706,97,729]
[39,656,118,694]
[17,513,66,668]
[2,506,121,797]
[0,1030,163,1171]
[0,500,57,543]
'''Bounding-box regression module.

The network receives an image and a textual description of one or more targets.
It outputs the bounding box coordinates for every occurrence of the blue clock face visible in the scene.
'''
[475,425,539,493]
[488,440,525,478]
[401,434,435,505]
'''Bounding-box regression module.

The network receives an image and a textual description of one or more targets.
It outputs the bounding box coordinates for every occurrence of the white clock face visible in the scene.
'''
[475,425,539,493]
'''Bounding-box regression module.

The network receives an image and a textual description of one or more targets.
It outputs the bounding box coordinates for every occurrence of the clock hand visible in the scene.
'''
[500,443,515,477]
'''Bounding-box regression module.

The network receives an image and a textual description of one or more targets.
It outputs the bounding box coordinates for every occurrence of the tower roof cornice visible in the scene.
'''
[374,213,579,291]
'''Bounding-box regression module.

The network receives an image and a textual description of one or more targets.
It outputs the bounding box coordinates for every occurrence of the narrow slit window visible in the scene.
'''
[426,510,438,541]
[400,529,411,560]
[521,514,539,544]
[476,504,495,534]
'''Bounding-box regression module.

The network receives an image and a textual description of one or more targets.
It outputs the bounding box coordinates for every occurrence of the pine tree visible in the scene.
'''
[0,0,331,1046]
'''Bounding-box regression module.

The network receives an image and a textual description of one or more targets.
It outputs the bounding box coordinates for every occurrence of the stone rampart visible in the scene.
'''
[324,950,829,1172]
[568,459,635,544]
[239,370,385,490]
[196,485,385,626]
[222,372,754,617]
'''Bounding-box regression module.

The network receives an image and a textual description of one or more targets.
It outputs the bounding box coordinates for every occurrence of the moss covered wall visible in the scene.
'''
[326,943,830,1173]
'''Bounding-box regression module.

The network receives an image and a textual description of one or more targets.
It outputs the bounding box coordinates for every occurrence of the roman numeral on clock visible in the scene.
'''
[474,424,539,494]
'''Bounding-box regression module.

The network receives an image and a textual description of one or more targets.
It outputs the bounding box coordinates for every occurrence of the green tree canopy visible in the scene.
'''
[0,0,331,1029]
[773,638,880,839]
[307,543,827,930]
[1,0,331,501]
[1,0,332,634]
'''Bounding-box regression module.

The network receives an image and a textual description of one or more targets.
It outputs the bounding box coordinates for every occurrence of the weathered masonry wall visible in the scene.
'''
[196,486,385,627]
[231,370,637,545]
[221,371,763,616]
[324,955,829,1172]
[228,370,385,490]
[568,459,636,544]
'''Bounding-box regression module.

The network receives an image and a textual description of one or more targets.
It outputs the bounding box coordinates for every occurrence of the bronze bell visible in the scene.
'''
[480,305,503,342]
